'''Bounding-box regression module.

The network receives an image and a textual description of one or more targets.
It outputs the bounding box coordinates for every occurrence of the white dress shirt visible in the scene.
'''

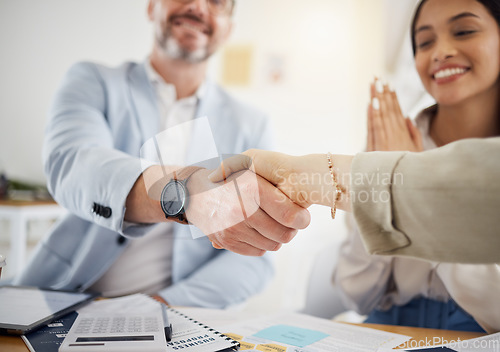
[334,105,500,333]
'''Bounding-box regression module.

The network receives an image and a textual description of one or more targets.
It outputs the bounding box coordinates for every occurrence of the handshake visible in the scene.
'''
[154,150,353,257]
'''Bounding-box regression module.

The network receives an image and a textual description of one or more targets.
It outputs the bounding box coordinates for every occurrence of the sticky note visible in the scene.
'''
[253,325,328,348]
[256,343,287,352]
[239,341,257,350]
[224,333,243,341]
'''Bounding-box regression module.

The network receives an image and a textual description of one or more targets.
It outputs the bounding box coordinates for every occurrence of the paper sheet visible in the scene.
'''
[218,312,411,352]
[175,307,260,330]
[77,293,161,314]
[389,332,500,352]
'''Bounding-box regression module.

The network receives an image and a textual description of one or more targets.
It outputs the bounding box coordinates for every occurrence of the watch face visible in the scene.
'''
[161,180,187,216]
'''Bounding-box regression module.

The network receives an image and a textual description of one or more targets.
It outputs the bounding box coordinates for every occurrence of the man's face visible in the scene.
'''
[148,0,233,63]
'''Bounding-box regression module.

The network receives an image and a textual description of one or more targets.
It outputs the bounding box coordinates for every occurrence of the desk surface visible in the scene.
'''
[0,322,487,351]
[358,323,486,349]
[0,199,58,207]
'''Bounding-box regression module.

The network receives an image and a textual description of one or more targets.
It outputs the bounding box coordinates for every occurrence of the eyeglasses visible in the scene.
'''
[171,0,234,16]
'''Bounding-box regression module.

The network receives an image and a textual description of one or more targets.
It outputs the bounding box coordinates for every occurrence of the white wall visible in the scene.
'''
[0,0,152,181]
[223,0,385,313]
[0,0,423,314]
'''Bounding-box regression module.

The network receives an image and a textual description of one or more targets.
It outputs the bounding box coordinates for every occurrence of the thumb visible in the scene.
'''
[208,153,254,182]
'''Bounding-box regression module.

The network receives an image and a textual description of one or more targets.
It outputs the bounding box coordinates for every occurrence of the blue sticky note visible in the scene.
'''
[253,325,328,348]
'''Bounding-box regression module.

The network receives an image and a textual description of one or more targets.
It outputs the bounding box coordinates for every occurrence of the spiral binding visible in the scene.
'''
[167,307,240,349]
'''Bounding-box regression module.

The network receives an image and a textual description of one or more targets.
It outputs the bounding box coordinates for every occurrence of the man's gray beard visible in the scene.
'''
[161,36,210,64]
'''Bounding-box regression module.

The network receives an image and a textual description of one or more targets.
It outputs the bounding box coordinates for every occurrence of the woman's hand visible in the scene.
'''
[367,79,423,152]
[208,150,352,211]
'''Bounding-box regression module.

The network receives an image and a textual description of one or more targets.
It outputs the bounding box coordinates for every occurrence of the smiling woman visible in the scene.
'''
[412,0,500,115]
[333,0,500,335]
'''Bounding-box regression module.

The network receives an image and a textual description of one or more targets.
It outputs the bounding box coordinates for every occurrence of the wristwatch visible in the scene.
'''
[160,166,202,224]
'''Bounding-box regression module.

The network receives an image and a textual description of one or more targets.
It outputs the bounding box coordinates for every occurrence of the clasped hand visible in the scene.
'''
[367,79,423,152]
[205,151,352,255]
[186,167,311,256]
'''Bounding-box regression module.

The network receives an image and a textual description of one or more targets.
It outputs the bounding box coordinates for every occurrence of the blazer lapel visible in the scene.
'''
[126,63,161,145]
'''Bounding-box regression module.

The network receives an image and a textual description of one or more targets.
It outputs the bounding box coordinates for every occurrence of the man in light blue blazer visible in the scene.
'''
[13,0,310,308]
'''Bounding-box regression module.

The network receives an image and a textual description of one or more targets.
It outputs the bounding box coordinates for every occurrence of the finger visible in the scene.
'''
[366,103,375,152]
[257,176,311,229]
[208,154,254,182]
[210,231,267,256]
[380,84,398,134]
[208,234,224,249]
[377,85,392,133]
[371,97,387,150]
[370,81,377,100]
[247,208,298,246]
[374,78,384,96]
[210,239,224,249]
[390,90,407,129]
[237,224,284,251]
[383,86,398,129]
[374,79,392,137]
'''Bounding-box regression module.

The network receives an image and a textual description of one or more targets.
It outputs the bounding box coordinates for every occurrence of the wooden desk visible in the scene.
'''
[0,199,66,278]
[0,323,487,351]
[358,323,486,349]
[0,334,26,352]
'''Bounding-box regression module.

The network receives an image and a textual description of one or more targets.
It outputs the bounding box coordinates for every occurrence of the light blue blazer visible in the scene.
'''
[13,61,275,308]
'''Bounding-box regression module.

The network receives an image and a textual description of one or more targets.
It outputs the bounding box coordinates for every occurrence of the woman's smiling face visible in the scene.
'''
[413,0,500,106]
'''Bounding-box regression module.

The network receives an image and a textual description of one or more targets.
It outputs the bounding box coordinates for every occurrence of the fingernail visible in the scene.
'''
[375,80,384,93]
[294,209,311,229]
[207,171,216,180]
[372,97,380,110]
[388,82,395,92]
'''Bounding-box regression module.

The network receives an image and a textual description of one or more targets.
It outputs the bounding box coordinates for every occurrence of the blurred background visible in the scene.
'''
[0,0,433,316]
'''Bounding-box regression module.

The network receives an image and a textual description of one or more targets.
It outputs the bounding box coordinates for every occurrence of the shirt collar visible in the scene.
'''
[144,58,207,101]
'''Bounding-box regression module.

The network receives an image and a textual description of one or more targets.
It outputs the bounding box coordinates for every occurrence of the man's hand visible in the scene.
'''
[186,168,311,256]
[368,79,423,152]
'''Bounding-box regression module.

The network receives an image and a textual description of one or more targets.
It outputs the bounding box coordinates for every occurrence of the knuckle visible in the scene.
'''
[279,228,297,244]
[217,232,239,249]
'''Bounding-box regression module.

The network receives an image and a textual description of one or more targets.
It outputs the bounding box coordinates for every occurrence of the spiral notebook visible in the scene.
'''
[167,307,240,352]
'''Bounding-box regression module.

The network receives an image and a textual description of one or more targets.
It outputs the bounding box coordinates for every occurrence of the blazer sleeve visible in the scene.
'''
[43,62,145,236]
[351,137,500,264]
